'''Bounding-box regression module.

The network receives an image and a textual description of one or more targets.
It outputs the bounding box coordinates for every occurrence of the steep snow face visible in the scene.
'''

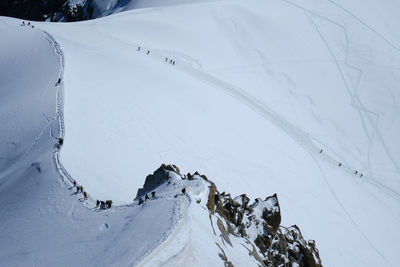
[34,0,400,265]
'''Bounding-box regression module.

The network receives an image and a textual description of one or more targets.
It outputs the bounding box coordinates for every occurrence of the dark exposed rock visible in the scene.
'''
[136,164,179,198]
[203,177,322,267]
[262,194,281,232]
[0,0,96,22]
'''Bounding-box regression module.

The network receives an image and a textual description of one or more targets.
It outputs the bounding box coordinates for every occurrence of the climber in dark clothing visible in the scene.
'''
[338,163,342,167]
[83,191,88,200]
[76,186,80,193]
[138,197,144,205]
[354,170,358,174]
[55,78,61,86]
[96,200,100,207]
[319,149,323,153]
[57,138,63,149]
[137,46,140,51]
[73,180,76,187]
[182,188,186,195]
[146,50,150,55]
[106,200,112,209]
[145,194,150,201]
[151,191,156,198]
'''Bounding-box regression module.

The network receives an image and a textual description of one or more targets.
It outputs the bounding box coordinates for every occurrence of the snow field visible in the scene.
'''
[0,0,399,265]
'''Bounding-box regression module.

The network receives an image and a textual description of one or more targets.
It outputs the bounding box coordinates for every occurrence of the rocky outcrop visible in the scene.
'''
[136,164,180,198]
[204,176,322,267]
[138,165,322,266]
[0,0,95,22]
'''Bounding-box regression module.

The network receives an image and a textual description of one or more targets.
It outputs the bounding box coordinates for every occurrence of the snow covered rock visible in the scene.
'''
[206,178,322,267]
[141,164,322,266]
[136,164,180,197]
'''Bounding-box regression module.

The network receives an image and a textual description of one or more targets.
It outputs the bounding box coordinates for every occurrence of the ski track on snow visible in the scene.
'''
[114,29,400,203]
[311,154,393,266]
[41,29,99,208]
[281,0,400,192]
[325,0,400,53]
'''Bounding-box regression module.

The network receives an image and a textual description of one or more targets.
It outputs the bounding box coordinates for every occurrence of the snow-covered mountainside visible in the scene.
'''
[1,0,400,266]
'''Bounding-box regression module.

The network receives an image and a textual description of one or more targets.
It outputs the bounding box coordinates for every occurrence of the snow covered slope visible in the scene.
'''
[1,0,400,265]
[0,19,184,266]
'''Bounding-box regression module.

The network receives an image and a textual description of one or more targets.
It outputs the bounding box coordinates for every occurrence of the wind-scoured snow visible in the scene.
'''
[1,0,400,266]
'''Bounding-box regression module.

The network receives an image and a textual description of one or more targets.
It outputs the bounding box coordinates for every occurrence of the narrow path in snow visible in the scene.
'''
[282,0,400,188]
[22,28,189,265]
[40,29,96,207]
[35,29,191,263]
[130,42,400,203]
[92,24,394,199]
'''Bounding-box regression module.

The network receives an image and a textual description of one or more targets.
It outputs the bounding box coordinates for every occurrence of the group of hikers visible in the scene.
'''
[73,180,113,209]
[73,180,88,200]
[165,57,175,65]
[137,188,186,205]
[96,200,112,210]
[137,191,156,205]
[20,21,34,28]
[136,46,176,65]
[57,137,114,210]
[56,138,63,149]
[319,149,363,177]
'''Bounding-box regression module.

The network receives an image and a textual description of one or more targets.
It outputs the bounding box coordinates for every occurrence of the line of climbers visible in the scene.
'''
[136,46,176,65]
[165,57,175,65]
[136,187,186,206]
[20,21,34,28]
[58,136,187,209]
[56,137,113,210]
[56,138,63,149]
[73,180,113,210]
[319,149,363,177]
[96,200,112,210]
[73,180,88,200]
[137,191,156,205]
